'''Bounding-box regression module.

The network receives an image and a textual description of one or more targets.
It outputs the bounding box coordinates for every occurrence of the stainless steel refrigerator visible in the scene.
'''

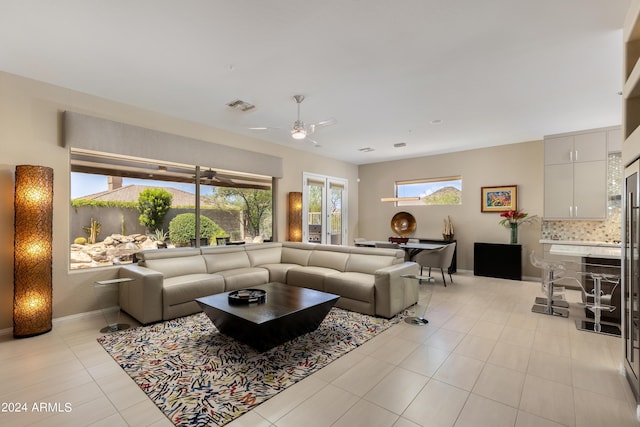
[624,159,640,402]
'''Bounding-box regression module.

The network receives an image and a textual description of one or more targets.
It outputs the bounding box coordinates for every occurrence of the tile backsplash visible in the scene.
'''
[541,152,622,243]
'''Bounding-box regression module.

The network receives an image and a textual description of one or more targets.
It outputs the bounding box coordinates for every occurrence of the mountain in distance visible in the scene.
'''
[421,186,461,205]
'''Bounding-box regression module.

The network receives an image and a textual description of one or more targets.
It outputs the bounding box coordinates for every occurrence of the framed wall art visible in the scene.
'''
[481,185,517,212]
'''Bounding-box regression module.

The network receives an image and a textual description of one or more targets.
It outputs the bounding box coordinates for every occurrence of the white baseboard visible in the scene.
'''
[0,309,103,337]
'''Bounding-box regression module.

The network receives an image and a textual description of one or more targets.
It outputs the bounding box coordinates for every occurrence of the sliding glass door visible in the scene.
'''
[302,173,347,245]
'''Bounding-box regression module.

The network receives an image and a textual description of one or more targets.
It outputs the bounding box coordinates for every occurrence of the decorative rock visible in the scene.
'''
[70,251,92,263]
[70,233,172,269]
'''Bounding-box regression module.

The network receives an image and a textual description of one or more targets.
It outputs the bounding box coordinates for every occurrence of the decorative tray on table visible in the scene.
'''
[228,289,267,305]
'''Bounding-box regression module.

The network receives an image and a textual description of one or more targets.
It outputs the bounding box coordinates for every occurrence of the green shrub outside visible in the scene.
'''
[138,188,173,232]
[71,200,138,209]
[168,213,226,246]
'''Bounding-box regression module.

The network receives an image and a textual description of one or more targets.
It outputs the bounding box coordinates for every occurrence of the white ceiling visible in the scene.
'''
[0,0,630,165]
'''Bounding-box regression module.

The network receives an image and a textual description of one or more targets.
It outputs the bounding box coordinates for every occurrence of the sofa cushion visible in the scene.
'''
[308,250,349,272]
[202,249,251,273]
[218,268,270,291]
[348,246,405,264]
[259,263,299,283]
[245,243,283,266]
[162,273,225,308]
[143,255,207,279]
[324,272,375,303]
[346,253,397,274]
[281,246,312,266]
[286,266,339,291]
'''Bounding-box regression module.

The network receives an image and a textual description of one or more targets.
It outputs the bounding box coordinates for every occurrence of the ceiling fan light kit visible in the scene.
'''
[291,119,307,139]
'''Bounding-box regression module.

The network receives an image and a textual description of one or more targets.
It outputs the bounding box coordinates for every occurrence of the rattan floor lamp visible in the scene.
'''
[13,165,53,338]
[288,192,302,242]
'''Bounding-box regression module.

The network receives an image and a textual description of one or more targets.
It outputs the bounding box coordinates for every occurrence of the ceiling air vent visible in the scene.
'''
[394,142,406,148]
[226,99,255,112]
[358,147,375,152]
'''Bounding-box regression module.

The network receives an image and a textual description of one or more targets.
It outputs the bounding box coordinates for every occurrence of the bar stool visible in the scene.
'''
[529,251,570,317]
[575,272,620,336]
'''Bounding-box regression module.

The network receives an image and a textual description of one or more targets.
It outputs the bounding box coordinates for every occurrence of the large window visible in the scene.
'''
[395,176,462,206]
[69,149,273,269]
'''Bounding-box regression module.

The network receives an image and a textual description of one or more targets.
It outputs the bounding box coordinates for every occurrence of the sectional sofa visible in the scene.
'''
[117,242,419,324]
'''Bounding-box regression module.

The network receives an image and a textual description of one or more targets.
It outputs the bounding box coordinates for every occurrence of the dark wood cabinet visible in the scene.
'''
[474,242,522,280]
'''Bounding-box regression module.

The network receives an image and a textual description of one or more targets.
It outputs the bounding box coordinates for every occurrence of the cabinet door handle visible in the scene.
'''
[569,206,573,217]
[575,205,578,217]
[569,151,573,162]
[575,150,578,161]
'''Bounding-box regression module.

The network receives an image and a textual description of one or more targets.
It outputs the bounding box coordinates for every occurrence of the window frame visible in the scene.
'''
[394,175,462,206]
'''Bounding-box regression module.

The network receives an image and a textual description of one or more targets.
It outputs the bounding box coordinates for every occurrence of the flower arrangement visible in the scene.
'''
[498,210,536,244]
[498,210,533,227]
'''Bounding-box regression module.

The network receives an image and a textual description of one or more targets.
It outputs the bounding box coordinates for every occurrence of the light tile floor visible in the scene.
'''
[0,272,639,427]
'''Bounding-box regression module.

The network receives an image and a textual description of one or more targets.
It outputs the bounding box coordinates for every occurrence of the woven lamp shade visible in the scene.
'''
[13,165,53,338]
[288,192,302,242]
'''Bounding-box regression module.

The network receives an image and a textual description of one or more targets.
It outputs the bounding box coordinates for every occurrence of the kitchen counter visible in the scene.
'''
[539,239,620,248]
[542,242,621,259]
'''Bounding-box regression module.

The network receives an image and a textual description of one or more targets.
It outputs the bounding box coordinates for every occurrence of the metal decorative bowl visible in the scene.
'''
[390,212,417,237]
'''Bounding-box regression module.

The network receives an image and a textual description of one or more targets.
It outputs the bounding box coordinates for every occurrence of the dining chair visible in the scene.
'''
[413,242,456,286]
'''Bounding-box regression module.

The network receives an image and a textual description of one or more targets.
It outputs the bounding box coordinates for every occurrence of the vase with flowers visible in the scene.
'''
[499,209,536,244]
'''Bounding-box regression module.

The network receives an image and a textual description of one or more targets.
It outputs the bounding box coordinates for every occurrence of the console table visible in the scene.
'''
[474,242,522,280]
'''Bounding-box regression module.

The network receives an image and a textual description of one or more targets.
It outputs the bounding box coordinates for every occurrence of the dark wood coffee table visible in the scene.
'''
[196,282,339,352]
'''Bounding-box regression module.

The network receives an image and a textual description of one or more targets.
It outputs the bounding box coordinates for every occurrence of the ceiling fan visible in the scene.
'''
[197,169,234,185]
[250,95,336,146]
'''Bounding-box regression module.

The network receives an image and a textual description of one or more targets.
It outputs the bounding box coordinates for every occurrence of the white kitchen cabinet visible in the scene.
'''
[543,129,608,219]
[544,131,606,165]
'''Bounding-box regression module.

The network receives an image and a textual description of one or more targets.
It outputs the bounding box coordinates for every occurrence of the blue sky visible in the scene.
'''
[70,173,215,199]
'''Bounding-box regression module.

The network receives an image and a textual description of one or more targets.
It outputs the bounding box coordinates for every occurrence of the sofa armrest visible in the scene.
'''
[119,264,164,324]
[374,261,419,318]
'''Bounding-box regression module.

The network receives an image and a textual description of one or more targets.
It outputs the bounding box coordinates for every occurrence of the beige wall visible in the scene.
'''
[0,72,359,330]
[0,70,546,331]
[357,141,544,278]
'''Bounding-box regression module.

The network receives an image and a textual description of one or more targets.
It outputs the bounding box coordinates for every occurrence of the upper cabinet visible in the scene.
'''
[624,0,640,166]
[544,128,618,220]
[544,132,607,165]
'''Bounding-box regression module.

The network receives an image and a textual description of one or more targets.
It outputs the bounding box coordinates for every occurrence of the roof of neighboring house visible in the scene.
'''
[75,185,215,207]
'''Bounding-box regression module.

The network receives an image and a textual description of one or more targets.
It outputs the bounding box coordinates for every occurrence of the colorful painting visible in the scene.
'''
[481,185,517,212]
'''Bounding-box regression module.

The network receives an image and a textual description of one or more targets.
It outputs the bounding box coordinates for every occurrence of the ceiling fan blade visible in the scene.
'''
[308,117,336,134]
[316,117,336,127]
[248,126,282,132]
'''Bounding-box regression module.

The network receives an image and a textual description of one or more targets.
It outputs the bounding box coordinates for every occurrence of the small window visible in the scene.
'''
[396,176,462,206]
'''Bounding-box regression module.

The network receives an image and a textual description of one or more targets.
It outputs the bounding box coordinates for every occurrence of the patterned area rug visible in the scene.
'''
[97,308,402,426]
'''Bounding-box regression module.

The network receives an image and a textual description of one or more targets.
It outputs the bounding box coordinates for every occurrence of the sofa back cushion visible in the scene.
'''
[139,248,207,278]
[346,253,397,274]
[349,246,405,264]
[308,250,349,272]
[245,243,283,266]
[201,246,251,273]
[281,246,312,266]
